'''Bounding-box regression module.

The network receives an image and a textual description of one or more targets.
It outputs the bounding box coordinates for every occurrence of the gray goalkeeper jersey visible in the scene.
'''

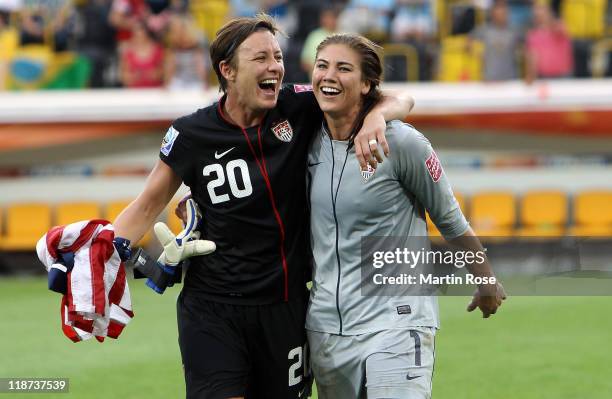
[306,121,469,335]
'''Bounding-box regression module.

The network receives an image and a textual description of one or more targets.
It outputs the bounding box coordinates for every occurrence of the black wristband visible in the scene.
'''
[113,237,132,262]
[128,248,182,294]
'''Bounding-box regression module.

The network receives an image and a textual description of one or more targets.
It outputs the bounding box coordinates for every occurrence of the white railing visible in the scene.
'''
[1,79,612,123]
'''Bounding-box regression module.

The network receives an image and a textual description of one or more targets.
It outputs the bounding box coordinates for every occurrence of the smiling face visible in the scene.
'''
[221,30,284,113]
[312,43,370,119]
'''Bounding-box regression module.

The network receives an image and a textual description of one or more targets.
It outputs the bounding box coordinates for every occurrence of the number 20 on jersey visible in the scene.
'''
[203,159,253,204]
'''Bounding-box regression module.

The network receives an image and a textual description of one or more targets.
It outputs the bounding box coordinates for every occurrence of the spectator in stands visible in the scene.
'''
[391,0,436,42]
[338,0,395,42]
[470,0,523,81]
[390,0,437,81]
[525,2,573,82]
[164,13,207,90]
[300,5,339,77]
[450,0,478,35]
[18,0,76,52]
[75,0,117,87]
[109,0,152,49]
[146,0,185,40]
[119,20,164,87]
[18,3,44,46]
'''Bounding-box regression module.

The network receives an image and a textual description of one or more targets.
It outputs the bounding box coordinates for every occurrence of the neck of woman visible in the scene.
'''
[223,94,265,129]
[324,107,360,141]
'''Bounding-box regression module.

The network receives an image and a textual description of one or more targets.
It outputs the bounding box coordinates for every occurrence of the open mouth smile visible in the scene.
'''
[320,86,341,97]
[258,78,278,94]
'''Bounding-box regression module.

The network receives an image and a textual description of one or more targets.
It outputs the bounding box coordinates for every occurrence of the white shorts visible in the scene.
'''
[307,327,435,399]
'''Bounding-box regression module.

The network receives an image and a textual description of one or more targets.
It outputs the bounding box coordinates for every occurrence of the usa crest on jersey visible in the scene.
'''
[361,163,375,182]
[271,120,293,142]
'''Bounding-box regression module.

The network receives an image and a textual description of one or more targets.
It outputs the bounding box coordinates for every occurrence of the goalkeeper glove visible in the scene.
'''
[155,198,215,266]
[148,198,215,293]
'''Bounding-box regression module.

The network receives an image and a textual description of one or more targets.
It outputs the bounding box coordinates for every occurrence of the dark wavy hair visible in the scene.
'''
[315,33,384,145]
[210,13,283,93]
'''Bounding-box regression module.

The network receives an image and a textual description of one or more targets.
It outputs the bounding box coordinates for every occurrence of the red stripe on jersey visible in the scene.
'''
[241,126,289,301]
[256,126,286,240]
[217,102,289,301]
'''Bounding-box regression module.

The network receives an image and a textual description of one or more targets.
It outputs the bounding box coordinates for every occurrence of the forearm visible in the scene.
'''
[113,195,167,243]
[113,160,182,243]
[372,90,415,122]
[447,227,495,279]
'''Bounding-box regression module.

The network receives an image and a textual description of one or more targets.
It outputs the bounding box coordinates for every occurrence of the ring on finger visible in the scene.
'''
[368,139,377,147]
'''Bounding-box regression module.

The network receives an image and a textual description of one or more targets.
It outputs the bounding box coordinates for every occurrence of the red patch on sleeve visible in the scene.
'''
[293,84,313,93]
[425,151,443,183]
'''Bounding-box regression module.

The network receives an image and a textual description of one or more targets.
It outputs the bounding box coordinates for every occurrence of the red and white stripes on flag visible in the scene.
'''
[36,220,134,343]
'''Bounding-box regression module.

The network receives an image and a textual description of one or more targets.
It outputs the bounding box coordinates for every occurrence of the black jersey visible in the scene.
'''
[160,84,322,304]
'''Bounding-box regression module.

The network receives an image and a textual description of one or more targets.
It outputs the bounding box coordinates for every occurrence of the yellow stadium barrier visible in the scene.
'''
[438,35,483,81]
[0,203,52,251]
[470,191,516,238]
[518,190,568,237]
[570,190,612,237]
[56,202,101,226]
[561,0,607,39]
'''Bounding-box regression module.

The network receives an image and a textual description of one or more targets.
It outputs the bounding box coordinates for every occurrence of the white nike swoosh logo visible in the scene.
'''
[214,147,235,159]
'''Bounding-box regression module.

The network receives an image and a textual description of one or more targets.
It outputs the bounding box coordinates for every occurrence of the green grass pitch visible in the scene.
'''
[1,277,611,398]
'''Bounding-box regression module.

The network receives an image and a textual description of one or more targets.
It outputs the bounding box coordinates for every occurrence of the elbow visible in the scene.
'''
[396,93,415,115]
[406,96,415,113]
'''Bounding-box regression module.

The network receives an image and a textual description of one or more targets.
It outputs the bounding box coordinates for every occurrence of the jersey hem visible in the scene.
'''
[305,324,439,336]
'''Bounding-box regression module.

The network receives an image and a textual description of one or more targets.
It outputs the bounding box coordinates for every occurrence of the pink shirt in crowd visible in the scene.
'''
[527,28,573,78]
[122,44,164,88]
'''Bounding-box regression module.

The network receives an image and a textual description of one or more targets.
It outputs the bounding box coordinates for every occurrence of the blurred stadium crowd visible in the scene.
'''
[0,0,611,90]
